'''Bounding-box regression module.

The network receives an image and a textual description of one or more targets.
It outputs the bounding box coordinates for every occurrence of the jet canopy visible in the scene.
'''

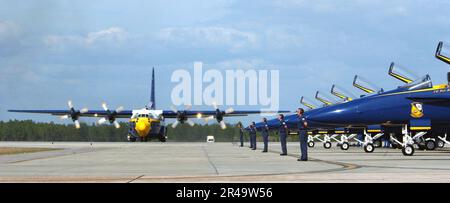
[331,84,355,102]
[398,74,432,91]
[300,96,318,110]
[389,62,420,84]
[315,91,336,106]
[353,75,383,95]
[436,41,450,65]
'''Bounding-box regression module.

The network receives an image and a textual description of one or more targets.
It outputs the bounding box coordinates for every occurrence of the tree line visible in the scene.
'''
[0,120,300,142]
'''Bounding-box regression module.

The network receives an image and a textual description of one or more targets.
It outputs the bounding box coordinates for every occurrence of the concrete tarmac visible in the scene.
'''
[1,141,450,182]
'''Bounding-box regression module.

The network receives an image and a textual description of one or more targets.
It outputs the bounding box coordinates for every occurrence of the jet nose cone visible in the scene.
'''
[307,105,359,125]
[136,120,150,136]
[137,123,147,131]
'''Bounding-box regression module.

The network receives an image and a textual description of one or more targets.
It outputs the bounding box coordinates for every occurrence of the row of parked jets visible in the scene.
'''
[250,41,450,156]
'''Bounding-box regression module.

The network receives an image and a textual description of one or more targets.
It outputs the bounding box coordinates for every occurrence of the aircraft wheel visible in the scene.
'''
[340,142,349,150]
[425,140,436,150]
[308,141,315,148]
[373,140,382,148]
[323,142,332,149]
[402,145,415,156]
[159,136,167,143]
[437,140,445,148]
[129,136,136,142]
[364,143,374,153]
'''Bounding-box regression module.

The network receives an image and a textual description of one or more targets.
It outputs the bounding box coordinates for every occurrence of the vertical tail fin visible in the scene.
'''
[150,67,156,110]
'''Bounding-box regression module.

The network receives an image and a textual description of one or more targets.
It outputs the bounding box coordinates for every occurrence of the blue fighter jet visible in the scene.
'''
[305,42,450,156]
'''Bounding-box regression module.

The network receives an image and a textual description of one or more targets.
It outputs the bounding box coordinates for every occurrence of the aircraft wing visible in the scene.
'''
[8,109,133,118]
[161,110,289,119]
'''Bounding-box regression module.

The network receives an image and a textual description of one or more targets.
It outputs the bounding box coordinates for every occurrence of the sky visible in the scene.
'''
[1,0,450,126]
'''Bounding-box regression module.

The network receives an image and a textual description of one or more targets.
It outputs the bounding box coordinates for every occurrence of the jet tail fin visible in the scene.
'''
[436,41,450,65]
[150,67,156,110]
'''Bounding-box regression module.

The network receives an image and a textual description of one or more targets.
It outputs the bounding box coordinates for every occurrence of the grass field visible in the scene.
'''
[0,147,59,155]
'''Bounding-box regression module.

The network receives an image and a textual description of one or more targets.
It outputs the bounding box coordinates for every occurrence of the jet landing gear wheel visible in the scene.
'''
[159,136,167,142]
[437,140,445,148]
[323,142,332,149]
[308,141,315,148]
[128,135,136,142]
[402,145,415,156]
[139,136,148,142]
[364,143,374,153]
[340,142,349,150]
[425,140,436,150]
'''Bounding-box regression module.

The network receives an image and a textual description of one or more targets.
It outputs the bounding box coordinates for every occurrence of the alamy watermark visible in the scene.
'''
[171,62,280,113]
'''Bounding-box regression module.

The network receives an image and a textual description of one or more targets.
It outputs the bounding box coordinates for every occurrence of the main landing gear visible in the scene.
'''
[390,126,428,156]
[331,134,355,151]
[307,135,316,148]
[307,134,332,149]
[438,134,449,148]
[354,132,384,153]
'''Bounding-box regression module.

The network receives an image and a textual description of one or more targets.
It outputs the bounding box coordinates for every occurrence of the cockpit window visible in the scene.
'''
[399,75,432,91]
[389,62,420,84]
[353,75,384,94]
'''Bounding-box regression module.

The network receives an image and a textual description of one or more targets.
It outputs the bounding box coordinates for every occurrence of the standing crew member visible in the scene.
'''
[249,122,257,150]
[261,118,270,153]
[278,114,288,156]
[297,108,308,161]
[237,122,244,147]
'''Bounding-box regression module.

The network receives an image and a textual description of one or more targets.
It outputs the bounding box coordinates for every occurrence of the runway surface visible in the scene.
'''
[1,141,450,182]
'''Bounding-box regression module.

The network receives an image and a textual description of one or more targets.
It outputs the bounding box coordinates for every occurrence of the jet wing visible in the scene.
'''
[161,110,289,119]
[8,109,133,118]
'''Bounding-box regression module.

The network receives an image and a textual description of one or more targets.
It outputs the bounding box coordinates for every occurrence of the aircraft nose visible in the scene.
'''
[137,122,147,131]
[136,119,151,136]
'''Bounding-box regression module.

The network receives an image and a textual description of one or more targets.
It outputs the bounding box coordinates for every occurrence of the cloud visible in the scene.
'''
[0,20,23,56]
[0,20,20,40]
[43,27,128,47]
[264,29,302,49]
[156,26,257,52]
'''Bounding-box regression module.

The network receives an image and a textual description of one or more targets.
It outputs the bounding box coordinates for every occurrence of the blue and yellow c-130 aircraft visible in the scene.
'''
[8,68,289,142]
[304,41,450,156]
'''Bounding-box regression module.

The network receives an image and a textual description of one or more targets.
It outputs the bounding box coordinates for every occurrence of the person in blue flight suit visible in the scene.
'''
[249,122,257,150]
[278,114,288,156]
[297,108,308,161]
[237,122,244,147]
[356,132,363,147]
[261,118,270,153]
[383,133,391,148]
